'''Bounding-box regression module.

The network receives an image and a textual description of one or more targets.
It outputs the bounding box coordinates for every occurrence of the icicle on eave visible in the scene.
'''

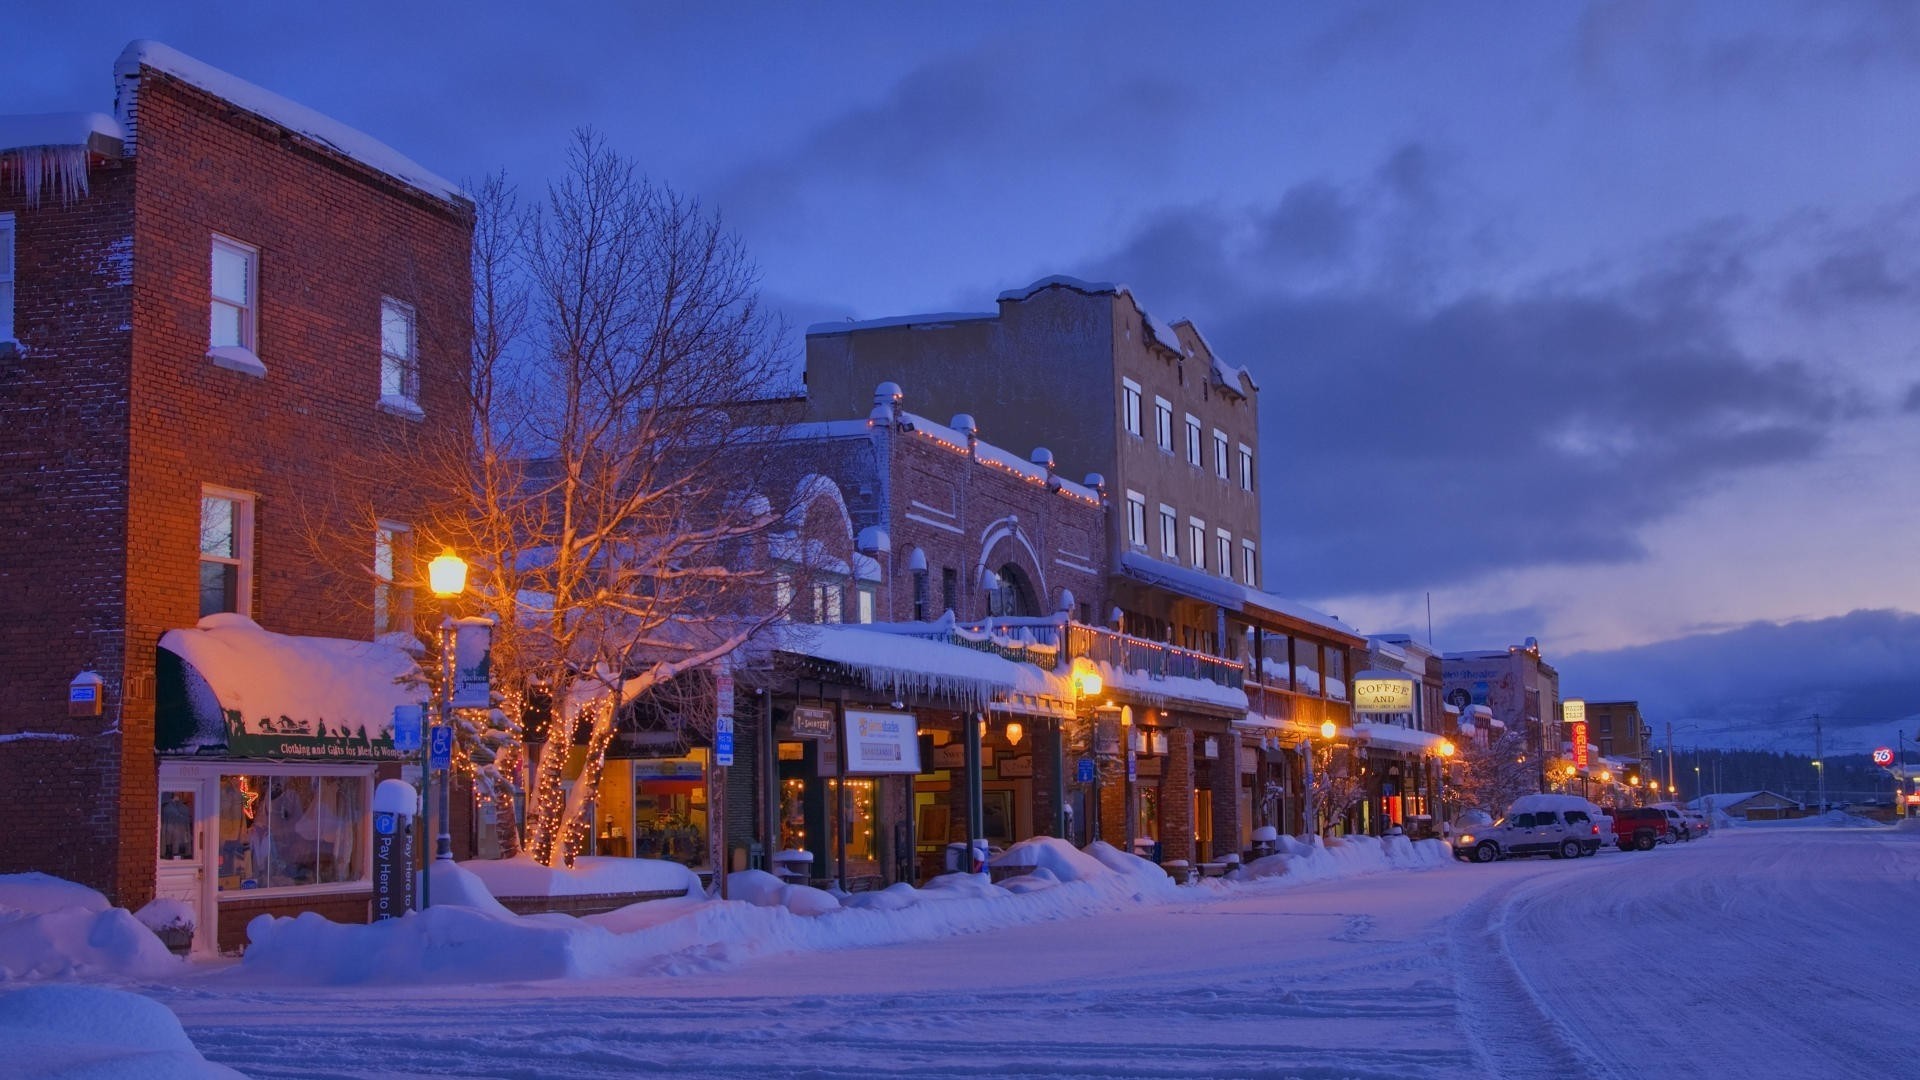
[2,145,93,208]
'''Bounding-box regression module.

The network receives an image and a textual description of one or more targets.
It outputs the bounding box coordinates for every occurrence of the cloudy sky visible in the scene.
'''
[8,1,1918,750]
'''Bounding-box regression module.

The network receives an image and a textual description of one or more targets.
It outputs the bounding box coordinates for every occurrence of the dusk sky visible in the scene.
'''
[8,1,1918,750]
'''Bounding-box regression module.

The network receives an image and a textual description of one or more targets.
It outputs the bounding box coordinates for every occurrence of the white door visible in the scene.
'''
[156,778,213,955]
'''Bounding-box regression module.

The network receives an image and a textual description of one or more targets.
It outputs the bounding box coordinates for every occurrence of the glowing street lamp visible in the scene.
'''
[425,549,467,907]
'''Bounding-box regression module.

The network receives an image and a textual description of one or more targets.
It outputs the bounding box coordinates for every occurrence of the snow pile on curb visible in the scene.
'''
[1239,834,1451,885]
[0,874,179,982]
[458,855,700,898]
[240,835,1426,986]
[0,984,242,1078]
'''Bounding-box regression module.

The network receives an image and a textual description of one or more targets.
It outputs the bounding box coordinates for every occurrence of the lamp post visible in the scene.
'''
[1436,738,1456,829]
[1309,719,1336,838]
[1071,669,1102,844]
[426,549,468,906]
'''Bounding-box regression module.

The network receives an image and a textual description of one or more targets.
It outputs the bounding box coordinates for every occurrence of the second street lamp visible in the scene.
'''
[426,549,467,908]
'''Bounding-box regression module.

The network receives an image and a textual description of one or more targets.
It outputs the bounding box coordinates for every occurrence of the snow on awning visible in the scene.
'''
[156,614,426,759]
[1353,720,1444,754]
[771,624,1070,716]
[1118,551,1363,644]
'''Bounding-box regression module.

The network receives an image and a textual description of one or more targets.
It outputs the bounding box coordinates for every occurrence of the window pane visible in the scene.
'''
[160,789,196,861]
[218,775,266,890]
[261,775,318,888]
[200,560,238,618]
[212,244,250,304]
[381,355,404,398]
[201,497,235,556]
[210,302,243,348]
[319,777,366,883]
[374,529,394,580]
[381,303,412,358]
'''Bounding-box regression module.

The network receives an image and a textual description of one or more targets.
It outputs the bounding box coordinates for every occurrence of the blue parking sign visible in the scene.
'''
[715,730,734,767]
[1076,757,1095,783]
[430,725,453,771]
[392,705,423,752]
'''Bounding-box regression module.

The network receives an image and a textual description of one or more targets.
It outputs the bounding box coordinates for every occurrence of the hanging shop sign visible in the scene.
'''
[791,705,834,739]
[1571,720,1589,769]
[843,709,921,774]
[450,617,494,709]
[1352,674,1415,715]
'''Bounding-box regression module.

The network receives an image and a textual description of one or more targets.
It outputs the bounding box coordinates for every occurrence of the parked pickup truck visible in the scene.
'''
[1609,807,1671,851]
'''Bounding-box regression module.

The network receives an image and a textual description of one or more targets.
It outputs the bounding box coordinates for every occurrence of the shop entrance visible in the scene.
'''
[155,775,214,956]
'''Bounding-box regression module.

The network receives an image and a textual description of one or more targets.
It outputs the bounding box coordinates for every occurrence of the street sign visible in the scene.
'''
[715,729,735,767]
[392,705,423,752]
[1873,747,1894,767]
[429,725,453,772]
[1127,752,1137,782]
[1076,757,1095,783]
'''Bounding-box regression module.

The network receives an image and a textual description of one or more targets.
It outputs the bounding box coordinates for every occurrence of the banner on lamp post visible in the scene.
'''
[450,618,493,709]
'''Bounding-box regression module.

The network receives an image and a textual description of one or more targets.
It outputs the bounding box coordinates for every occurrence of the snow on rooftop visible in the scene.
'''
[0,112,124,153]
[995,274,1123,303]
[806,311,996,336]
[115,40,465,205]
[898,410,1099,502]
[1174,318,1260,394]
[1118,551,1361,640]
[995,276,1254,396]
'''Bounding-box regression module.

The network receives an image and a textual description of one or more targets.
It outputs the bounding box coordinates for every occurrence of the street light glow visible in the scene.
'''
[428,550,468,597]
[1320,719,1336,740]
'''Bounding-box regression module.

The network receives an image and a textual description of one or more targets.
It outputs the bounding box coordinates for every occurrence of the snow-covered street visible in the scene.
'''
[119,825,1919,1079]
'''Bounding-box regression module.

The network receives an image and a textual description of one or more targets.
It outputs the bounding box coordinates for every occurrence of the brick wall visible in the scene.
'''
[0,161,137,895]
[1159,727,1195,863]
[0,63,470,908]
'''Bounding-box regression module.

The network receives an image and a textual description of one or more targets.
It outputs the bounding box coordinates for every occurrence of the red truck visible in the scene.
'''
[1609,807,1670,851]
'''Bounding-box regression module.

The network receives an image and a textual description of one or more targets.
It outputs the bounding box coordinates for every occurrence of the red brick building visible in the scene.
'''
[0,42,470,952]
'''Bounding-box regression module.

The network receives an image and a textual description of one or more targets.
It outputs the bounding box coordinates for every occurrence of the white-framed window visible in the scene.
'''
[1121,378,1143,437]
[1213,429,1230,479]
[0,213,15,343]
[373,521,412,636]
[1216,528,1232,579]
[1154,396,1173,453]
[1238,444,1254,492]
[210,235,257,352]
[211,766,373,895]
[856,587,876,625]
[775,576,795,618]
[1188,517,1206,570]
[1241,539,1257,587]
[1159,504,1178,557]
[1185,414,1203,467]
[199,486,255,619]
[1126,490,1148,547]
[811,583,843,624]
[379,297,420,414]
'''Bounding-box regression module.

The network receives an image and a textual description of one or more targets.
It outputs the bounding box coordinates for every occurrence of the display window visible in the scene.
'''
[216,773,368,892]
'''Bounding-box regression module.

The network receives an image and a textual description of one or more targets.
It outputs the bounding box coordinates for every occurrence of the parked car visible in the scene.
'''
[1452,806,1600,863]
[1681,809,1710,838]
[1609,807,1671,851]
[1508,794,1612,855]
[1650,802,1693,841]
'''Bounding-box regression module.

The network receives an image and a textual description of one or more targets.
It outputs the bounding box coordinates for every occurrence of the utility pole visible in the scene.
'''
[1665,721,1676,794]
[1814,714,1826,812]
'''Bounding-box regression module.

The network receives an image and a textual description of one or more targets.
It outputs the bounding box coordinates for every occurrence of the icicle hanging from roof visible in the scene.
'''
[2,143,92,208]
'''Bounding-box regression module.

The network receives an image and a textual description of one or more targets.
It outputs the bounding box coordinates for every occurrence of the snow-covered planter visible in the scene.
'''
[135,899,196,956]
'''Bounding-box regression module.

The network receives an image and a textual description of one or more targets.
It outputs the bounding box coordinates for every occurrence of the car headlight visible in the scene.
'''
[1458,834,1474,844]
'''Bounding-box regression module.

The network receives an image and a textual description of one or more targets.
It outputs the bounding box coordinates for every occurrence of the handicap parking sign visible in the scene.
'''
[430,725,453,771]
[1076,757,1095,783]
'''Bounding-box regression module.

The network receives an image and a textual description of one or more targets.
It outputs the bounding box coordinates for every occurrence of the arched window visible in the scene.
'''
[987,563,1040,618]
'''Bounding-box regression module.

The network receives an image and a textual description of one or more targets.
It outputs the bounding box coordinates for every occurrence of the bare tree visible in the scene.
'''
[427,134,800,866]
[1309,745,1368,837]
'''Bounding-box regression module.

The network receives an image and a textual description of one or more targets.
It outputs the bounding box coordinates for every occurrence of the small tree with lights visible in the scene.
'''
[1449,726,1539,818]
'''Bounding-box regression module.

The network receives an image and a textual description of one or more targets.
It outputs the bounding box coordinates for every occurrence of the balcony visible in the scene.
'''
[877,616,1244,694]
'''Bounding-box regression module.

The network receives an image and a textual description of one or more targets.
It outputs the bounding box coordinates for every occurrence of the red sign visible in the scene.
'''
[1873,747,1894,767]
[1571,721,1589,769]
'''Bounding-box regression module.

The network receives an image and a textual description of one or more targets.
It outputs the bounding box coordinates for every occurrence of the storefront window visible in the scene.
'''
[160,789,196,861]
[632,751,709,867]
[217,774,366,891]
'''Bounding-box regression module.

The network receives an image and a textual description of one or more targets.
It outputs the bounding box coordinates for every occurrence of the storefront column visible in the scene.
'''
[760,692,778,866]
[963,711,983,868]
[1211,735,1242,862]
[1161,727,1196,864]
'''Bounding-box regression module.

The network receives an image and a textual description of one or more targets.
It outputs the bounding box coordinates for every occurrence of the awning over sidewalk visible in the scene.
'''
[156,614,426,758]
[770,624,1072,718]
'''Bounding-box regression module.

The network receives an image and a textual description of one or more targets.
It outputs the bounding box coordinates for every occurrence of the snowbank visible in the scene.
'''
[0,985,242,1079]
[0,874,179,982]
[240,833,1443,987]
[458,855,700,898]
[1241,835,1450,885]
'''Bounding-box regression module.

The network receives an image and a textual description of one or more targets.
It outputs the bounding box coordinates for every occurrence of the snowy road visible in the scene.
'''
[145,827,1920,1079]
